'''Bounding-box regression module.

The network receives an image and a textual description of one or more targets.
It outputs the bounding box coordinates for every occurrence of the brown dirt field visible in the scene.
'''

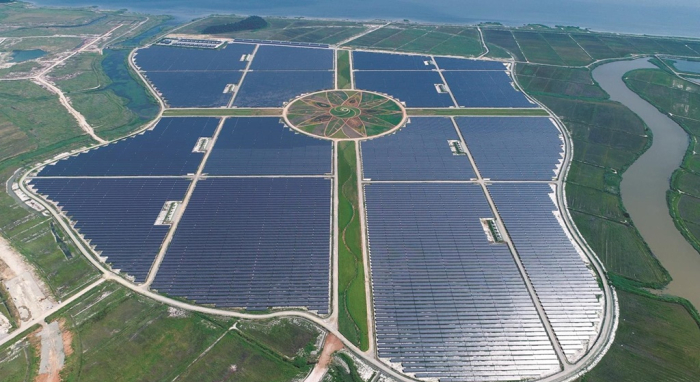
[58,319,73,357]
[304,333,344,382]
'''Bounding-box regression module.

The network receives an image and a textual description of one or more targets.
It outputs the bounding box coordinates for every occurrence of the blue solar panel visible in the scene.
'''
[443,71,536,108]
[352,51,434,71]
[145,71,241,108]
[28,178,191,282]
[434,57,507,70]
[361,117,475,181]
[205,117,332,176]
[152,177,331,313]
[365,183,559,381]
[354,71,454,107]
[37,117,219,177]
[249,45,333,71]
[456,117,563,180]
[232,70,333,107]
[489,184,603,362]
[134,44,254,71]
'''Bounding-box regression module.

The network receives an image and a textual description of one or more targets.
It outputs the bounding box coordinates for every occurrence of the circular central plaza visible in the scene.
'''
[283,90,406,140]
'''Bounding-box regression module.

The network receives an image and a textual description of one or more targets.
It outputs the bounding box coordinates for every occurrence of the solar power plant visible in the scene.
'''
[456,117,564,180]
[37,117,219,177]
[442,71,536,108]
[361,117,475,181]
[352,51,435,71]
[134,44,254,71]
[364,183,560,382]
[232,70,334,107]
[152,177,331,313]
[353,71,454,107]
[204,117,332,176]
[234,39,329,48]
[28,178,191,282]
[144,71,242,108]
[489,184,603,362]
[434,57,508,70]
[248,45,334,71]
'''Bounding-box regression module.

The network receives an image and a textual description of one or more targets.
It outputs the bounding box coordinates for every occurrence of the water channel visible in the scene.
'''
[592,58,700,309]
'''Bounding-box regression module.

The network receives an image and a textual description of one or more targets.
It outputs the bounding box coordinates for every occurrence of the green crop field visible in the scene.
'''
[337,141,369,351]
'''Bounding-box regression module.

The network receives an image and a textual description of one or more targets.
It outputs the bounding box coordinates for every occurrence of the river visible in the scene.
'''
[593,59,700,309]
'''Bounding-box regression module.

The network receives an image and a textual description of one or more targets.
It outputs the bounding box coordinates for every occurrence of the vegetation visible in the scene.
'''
[623,68,700,255]
[180,16,367,45]
[345,24,484,56]
[337,50,352,89]
[202,15,268,34]
[325,352,371,382]
[237,318,322,360]
[53,282,314,382]
[337,141,369,351]
[0,339,37,382]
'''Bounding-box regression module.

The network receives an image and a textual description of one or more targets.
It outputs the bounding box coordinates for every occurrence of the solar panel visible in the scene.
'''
[134,43,254,71]
[456,117,563,180]
[144,71,242,108]
[37,117,219,177]
[204,117,332,176]
[152,177,331,313]
[361,117,475,181]
[249,45,334,71]
[442,71,537,108]
[232,70,334,107]
[434,57,507,70]
[354,71,454,107]
[364,183,560,381]
[28,178,191,282]
[489,184,603,362]
[353,51,435,71]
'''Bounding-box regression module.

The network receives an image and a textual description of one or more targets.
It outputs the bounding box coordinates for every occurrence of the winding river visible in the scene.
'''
[592,58,700,309]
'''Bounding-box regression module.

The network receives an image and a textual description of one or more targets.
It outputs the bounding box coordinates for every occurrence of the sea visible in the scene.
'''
[29,0,700,38]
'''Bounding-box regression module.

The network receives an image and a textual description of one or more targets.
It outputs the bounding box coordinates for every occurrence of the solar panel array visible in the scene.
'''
[456,117,564,180]
[204,117,332,176]
[353,51,435,71]
[232,71,334,107]
[233,45,334,107]
[134,44,254,71]
[364,183,560,381]
[361,117,475,181]
[28,178,191,282]
[37,117,219,177]
[434,57,507,71]
[353,70,453,108]
[152,177,331,313]
[489,184,603,362]
[442,71,536,108]
[135,44,256,108]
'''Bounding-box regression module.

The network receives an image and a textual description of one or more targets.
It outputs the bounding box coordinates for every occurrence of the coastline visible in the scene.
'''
[24,0,700,39]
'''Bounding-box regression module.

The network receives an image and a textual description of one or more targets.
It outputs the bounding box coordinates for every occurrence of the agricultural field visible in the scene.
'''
[345,24,484,56]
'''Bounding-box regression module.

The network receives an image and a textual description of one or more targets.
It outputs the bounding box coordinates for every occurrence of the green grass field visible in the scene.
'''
[344,24,483,56]
[51,282,313,382]
[238,318,322,360]
[337,50,352,89]
[0,338,37,382]
[337,141,369,351]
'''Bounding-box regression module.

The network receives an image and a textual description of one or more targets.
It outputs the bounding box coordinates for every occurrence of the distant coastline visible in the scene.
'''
[26,0,700,39]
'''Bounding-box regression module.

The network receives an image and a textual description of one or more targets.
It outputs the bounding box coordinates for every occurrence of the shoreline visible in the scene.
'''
[23,1,700,40]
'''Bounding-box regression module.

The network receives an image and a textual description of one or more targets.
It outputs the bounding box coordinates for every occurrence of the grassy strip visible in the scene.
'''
[337,50,352,89]
[407,107,549,116]
[337,141,369,351]
[163,108,283,117]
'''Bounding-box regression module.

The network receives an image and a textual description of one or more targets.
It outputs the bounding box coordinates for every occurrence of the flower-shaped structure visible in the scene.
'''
[284,90,406,139]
